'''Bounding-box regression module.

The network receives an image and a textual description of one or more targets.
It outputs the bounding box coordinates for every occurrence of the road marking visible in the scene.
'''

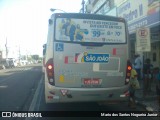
[25,75,43,120]
[0,85,8,88]
[36,78,44,111]
[146,106,154,111]
[28,76,43,111]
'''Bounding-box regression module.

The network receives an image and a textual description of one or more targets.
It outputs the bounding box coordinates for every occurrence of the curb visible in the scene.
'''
[136,101,160,118]
[136,100,160,113]
[136,100,154,111]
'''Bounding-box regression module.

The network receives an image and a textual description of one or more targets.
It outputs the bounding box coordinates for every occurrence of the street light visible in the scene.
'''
[50,8,67,13]
[81,0,85,13]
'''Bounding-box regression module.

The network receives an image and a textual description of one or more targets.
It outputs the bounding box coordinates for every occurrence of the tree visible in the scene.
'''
[31,55,39,60]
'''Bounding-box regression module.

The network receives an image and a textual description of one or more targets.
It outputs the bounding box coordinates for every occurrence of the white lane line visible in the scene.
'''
[146,106,154,111]
[36,78,44,111]
[25,75,43,120]
[28,76,43,111]
[0,85,8,88]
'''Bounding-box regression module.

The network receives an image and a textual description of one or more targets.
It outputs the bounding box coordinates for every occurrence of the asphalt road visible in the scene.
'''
[0,64,158,120]
[0,64,42,112]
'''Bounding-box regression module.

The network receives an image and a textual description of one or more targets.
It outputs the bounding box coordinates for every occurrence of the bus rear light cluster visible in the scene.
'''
[125,60,132,85]
[46,58,55,85]
[126,78,129,82]
[49,78,54,83]
[127,66,132,71]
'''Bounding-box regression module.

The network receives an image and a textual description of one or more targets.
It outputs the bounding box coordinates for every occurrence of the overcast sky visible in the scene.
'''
[0,0,82,56]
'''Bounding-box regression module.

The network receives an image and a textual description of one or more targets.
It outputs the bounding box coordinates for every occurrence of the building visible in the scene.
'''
[85,0,160,67]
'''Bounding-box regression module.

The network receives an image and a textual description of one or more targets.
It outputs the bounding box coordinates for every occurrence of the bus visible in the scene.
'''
[44,13,132,104]
[42,43,46,73]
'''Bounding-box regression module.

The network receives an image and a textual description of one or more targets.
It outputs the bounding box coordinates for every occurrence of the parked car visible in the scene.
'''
[7,58,18,68]
[19,60,28,66]
[0,58,18,69]
[0,59,10,69]
[0,64,5,69]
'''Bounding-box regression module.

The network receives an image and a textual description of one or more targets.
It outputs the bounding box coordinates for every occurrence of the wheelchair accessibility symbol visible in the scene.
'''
[55,43,64,51]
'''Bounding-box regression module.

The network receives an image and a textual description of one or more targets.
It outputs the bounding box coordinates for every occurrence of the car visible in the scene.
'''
[0,64,5,69]
[0,59,10,69]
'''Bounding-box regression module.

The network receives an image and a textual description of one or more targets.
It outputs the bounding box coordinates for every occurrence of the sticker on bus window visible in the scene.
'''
[55,18,126,43]
[55,43,64,51]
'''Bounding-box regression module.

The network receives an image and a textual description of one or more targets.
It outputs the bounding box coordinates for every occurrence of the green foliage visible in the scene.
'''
[31,55,39,60]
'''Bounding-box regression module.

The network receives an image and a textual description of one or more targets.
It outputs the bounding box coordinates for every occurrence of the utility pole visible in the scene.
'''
[5,37,8,59]
[19,45,21,65]
[81,0,85,13]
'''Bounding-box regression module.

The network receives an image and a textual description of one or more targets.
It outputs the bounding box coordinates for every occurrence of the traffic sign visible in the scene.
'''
[136,27,151,52]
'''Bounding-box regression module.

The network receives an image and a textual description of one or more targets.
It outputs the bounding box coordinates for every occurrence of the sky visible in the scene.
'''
[0,0,83,57]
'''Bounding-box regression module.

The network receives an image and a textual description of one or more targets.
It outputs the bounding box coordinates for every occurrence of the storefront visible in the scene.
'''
[117,0,160,67]
[147,25,160,67]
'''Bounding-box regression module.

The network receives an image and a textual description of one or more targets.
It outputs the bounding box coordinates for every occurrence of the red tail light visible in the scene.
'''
[48,65,53,70]
[125,60,132,85]
[127,66,132,71]
[46,58,54,85]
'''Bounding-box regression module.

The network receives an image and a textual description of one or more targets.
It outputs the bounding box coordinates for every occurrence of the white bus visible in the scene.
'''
[42,43,46,73]
[44,13,132,104]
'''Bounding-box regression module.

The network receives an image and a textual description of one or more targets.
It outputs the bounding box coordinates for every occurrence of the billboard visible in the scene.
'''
[117,0,160,33]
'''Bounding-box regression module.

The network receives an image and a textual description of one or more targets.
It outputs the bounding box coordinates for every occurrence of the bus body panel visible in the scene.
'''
[45,13,130,103]
[54,42,128,88]
[45,81,128,103]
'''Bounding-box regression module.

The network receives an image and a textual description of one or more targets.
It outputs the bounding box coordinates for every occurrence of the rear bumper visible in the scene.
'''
[45,83,129,103]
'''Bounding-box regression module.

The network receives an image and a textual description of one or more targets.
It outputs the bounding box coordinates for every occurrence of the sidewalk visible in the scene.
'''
[135,79,159,112]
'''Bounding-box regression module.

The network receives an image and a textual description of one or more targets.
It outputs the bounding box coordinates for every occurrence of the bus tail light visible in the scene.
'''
[46,58,55,85]
[125,60,132,85]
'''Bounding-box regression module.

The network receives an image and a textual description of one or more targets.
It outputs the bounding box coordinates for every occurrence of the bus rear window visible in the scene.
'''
[55,18,126,43]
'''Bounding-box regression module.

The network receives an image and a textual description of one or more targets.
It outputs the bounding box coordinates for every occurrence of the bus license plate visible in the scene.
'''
[83,78,100,85]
